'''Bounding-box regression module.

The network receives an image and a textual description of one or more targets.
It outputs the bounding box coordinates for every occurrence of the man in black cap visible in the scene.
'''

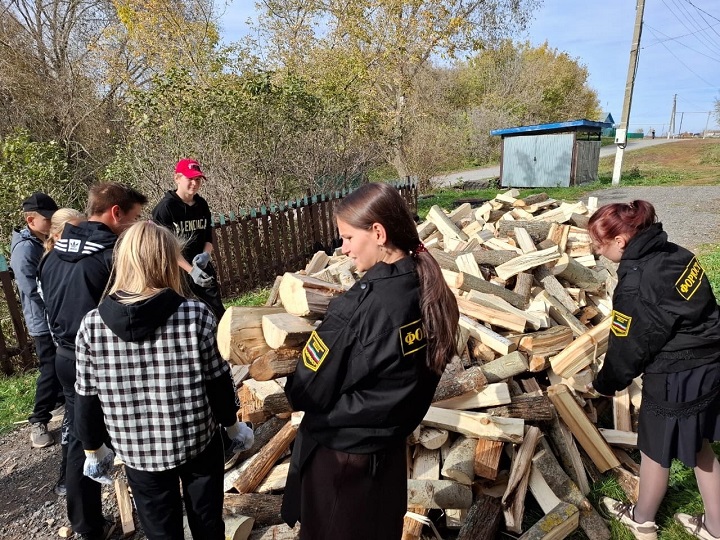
[10,193,61,451]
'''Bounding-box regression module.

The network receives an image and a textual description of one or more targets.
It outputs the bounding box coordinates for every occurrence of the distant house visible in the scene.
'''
[602,113,615,137]
[490,119,609,188]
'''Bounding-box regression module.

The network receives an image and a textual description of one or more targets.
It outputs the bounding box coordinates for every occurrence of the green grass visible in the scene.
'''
[224,287,271,308]
[698,245,720,299]
[0,371,37,434]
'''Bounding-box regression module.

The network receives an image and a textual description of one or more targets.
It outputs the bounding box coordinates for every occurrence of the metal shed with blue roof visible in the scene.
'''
[490,119,608,188]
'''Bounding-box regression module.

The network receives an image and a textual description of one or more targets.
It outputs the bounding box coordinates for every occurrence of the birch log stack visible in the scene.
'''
[212,191,643,540]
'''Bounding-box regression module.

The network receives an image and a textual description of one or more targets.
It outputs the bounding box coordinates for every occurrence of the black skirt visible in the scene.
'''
[638,361,720,467]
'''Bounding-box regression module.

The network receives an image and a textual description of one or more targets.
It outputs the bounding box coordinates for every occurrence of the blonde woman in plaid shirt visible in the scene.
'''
[74,221,253,540]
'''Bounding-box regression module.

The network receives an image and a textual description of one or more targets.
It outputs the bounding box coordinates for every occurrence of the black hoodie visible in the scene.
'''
[152,190,212,263]
[38,221,117,354]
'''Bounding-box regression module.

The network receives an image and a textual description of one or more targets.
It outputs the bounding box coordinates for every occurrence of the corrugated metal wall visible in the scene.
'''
[501,133,574,188]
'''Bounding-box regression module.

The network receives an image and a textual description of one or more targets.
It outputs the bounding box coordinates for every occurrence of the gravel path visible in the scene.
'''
[587,185,720,252]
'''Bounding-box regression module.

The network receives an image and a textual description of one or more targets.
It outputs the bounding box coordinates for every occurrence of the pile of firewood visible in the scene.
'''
[214,190,642,540]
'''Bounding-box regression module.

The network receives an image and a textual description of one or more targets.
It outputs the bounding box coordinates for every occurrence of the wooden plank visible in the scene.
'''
[427,205,469,241]
[495,246,561,281]
[458,315,516,355]
[457,297,527,333]
[516,502,579,540]
[433,383,512,410]
[474,439,504,480]
[233,421,298,493]
[455,272,528,310]
[549,317,611,378]
[114,477,135,537]
[613,389,632,432]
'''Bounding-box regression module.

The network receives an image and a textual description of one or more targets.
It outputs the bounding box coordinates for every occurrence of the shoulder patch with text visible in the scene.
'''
[611,310,632,337]
[675,257,705,301]
[302,331,329,372]
[399,319,427,356]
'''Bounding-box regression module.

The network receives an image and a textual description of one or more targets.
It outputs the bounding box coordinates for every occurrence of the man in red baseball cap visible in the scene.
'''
[151,159,225,320]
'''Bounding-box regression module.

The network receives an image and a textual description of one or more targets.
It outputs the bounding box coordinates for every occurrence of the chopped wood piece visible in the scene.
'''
[224,493,284,527]
[243,379,291,415]
[427,205,469,241]
[519,326,574,356]
[233,421,298,493]
[457,297,527,332]
[513,272,534,304]
[456,252,483,279]
[455,272,529,310]
[261,313,315,350]
[433,383,512,410]
[481,351,529,383]
[517,502,579,540]
[528,464,562,514]
[458,315,517,355]
[441,436,477,485]
[495,246,561,281]
[407,479,473,509]
[552,253,602,291]
[486,394,554,422]
[599,429,638,448]
[535,267,579,315]
[422,407,524,443]
[217,307,285,365]
[304,251,330,274]
[549,317,611,378]
[465,290,546,330]
[433,365,488,402]
[474,439,504,480]
[538,290,587,336]
[115,478,135,537]
[248,349,300,381]
[613,389,632,432]
[265,276,283,307]
[547,385,620,472]
[502,426,542,532]
[498,221,553,243]
[456,494,503,540]
[247,524,300,540]
[278,272,345,316]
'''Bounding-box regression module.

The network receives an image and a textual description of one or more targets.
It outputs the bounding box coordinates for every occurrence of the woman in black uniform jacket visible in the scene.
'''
[281,182,459,540]
[589,201,720,540]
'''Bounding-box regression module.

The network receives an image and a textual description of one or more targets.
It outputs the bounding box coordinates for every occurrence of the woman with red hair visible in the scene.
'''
[589,200,720,540]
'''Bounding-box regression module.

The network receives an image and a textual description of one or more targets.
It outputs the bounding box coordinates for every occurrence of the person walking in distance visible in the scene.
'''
[281,182,459,540]
[10,193,61,451]
[589,201,720,540]
[38,183,147,540]
[75,221,253,540]
[152,159,225,320]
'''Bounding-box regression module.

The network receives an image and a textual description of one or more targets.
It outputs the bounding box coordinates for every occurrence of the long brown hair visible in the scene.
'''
[588,200,657,245]
[335,183,458,375]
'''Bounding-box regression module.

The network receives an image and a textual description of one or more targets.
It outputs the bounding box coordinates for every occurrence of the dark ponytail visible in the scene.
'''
[335,183,458,375]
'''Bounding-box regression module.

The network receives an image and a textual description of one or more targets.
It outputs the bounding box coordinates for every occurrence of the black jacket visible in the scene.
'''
[151,191,212,263]
[37,221,117,354]
[285,256,439,453]
[594,223,720,395]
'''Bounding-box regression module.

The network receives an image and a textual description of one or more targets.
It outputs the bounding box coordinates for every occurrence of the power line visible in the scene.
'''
[644,25,719,87]
[666,0,720,56]
[644,23,720,62]
[643,21,720,48]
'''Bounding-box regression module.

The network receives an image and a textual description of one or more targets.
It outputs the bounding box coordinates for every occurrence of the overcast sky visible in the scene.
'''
[219,1,720,134]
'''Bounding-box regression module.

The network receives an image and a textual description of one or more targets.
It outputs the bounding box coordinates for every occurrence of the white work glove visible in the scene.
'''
[192,252,210,269]
[83,443,115,485]
[190,264,213,288]
[226,421,254,454]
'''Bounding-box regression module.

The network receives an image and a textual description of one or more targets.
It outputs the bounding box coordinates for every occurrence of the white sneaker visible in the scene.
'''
[600,497,658,540]
[675,513,720,540]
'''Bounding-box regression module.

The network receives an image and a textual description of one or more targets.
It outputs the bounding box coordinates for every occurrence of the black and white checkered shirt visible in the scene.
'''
[75,299,229,471]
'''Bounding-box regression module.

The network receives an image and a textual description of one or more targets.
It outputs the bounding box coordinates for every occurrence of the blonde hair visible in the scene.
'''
[108,221,185,304]
[44,208,86,253]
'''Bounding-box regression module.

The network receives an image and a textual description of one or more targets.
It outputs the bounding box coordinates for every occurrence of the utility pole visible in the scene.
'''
[678,112,685,135]
[667,94,676,139]
[612,0,646,186]
[704,112,711,138]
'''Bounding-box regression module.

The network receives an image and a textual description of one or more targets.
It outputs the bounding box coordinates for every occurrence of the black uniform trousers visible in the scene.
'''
[297,441,407,540]
[185,262,225,322]
[28,333,62,425]
[55,349,104,536]
[124,431,225,540]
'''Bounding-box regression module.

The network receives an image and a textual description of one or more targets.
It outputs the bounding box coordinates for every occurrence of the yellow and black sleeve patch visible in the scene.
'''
[675,257,705,301]
[302,331,329,372]
[611,310,632,337]
[399,319,427,356]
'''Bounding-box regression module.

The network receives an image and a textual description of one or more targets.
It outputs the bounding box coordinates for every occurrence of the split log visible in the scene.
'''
[243,379,291,415]
[528,465,562,514]
[217,307,285,364]
[552,254,602,291]
[610,466,640,504]
[265,276,283,307]
[516,502,579,540]
[513,272,534,303]
[457,297,527,332]
[238,384,269,426]
[549,317,611,378]
[224,515,254,540]
[422,406,524,443]
[228,416,287,472]
[613,389,632,432]
[233,421,298,493]
[255,461,290,493]
[458,315,517,355]
[502,426,542,533]
[545,415,590,495]
[538,290,587,336]
[433,382,511,410]
[441,436,477,485]
[248,349,300,382]
[277,273,345,316]
[465,290,545,330]
[456,494,503,540]
[547,385,620,472]
[406,479,473,509]
[407,426,449,450]
[304,251,330,274]
[469,338,496,363]
[535,268,579,315]
[247,524,300,540]
[427,205,469,241]
[495,246,561,280]
[114,478,135,537]
[432,365,488,403]
[486,394,554,422]
[261,313,315,350]
[533,445,611,540]
[547,223,570,253]
[514,227,538,253]
[498,220,553,243]
[514,193,549,208]
[519,326,574,356]
[455,272,529,310]
[481,351,529,383]
[456,252,483,279]
[474,438,504,480]
[599,429,638,448]
[224,493,284,527]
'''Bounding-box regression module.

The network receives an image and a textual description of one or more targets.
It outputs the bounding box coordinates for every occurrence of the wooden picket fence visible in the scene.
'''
[211,180,418,298]
[0,255,34,375]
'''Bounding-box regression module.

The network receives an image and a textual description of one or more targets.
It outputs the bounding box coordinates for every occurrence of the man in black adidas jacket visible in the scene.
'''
[38,183,146,540]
